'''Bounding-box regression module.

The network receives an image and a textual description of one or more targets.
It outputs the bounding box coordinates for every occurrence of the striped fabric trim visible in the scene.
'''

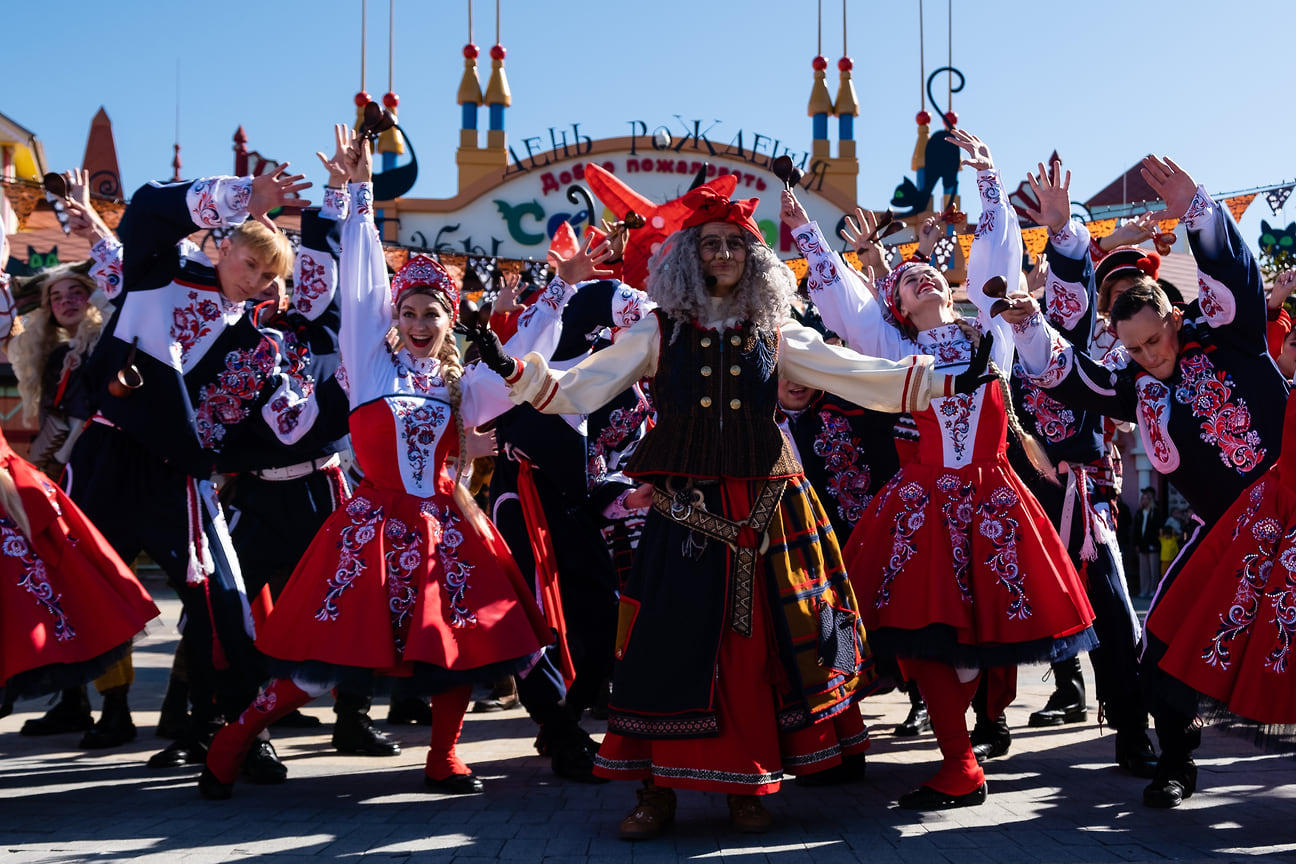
[783,744,842,767]
[651,765,782,787]
[593,755,652,773]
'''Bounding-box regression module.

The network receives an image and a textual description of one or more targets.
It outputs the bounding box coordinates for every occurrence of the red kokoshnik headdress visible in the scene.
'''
[679,186,763,241]
[391,254,459,321]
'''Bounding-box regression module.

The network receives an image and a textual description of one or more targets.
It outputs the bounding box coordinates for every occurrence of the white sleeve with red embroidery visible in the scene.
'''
[184,176,253,229]
[321,185,349,222]
[88,235,124,302]
[790,221,915,362]
[508,312,660,415]
[292,246,336,321]
[964,169,1020,375]
[1043,219,1091,333]
[507,276,578,360]
[1180,185,1235,327]
[778,318,943,415]
[337,181,390,409]
[1010,309,1075,387]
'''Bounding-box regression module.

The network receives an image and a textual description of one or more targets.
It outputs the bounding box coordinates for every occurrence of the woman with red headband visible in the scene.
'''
[785,130,1098,811]
[199,132,549,800]
[468,175,993,837]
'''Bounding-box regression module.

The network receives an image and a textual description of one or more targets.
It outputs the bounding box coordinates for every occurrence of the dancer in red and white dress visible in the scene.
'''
[200,130,548,800]
[788,130,1096,810]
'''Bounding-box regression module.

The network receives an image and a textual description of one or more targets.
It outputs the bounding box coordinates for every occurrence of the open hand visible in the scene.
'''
[495,272,525,314]
[1140,155,1198,221]
[1271,270,1296,310]
[949,129,994,172]
[1023,161,1072,234]
[549,232,614,284]
[316,124,357,187]
[249,163,312,228]
[916,216,942,258]
[839,207,889,277]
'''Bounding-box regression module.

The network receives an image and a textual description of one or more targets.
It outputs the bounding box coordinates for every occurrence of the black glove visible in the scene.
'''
[953,331,997,394]
[458,301,518,379]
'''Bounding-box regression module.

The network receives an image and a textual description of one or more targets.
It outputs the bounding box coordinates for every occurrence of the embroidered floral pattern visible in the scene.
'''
[1136,378,1174,468]
[977,486,1031,620]
[813,412,872,528]
[293,249,333,315]
[3,517,75,641]
[1203,517,1282,670]
[171,290,226,366]
[315,496,383,622]
[937,473,976,605]
[391,397,449,493]
[876,482,928,609]
[742,329,778,382]
[1034,335,1075,388]
[938,394,976,461]
[1173,352,1265,474]
[383,518,422,653]
[1267,532,1296,674]
[612,287,647,330]
[425,503,477,628]
[1233,480,1269,541]
[587,391,651,489]
[1017,368,1077,444]
[1045,276,1086,331]
[194,339,278,449]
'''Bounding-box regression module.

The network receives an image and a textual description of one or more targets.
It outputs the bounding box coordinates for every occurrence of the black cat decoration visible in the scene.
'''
[26,245,59,271]
[1259,220,1296,260]
[892,128,960,218]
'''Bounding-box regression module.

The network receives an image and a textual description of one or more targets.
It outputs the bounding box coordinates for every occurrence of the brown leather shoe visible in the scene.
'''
[617,783,676,841]
[727,794,772,834]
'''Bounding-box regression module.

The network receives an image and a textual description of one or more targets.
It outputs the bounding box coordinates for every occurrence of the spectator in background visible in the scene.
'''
[1133,488,1161,597]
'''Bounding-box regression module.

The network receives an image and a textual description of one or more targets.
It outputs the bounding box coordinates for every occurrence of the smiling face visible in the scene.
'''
[216,236,285,304]
[48,278,90,329]
[698,222,747,297]
[397,292,452,360]
[1115,305,1183,381]
[894,264,954,329]
[778,378,819,412]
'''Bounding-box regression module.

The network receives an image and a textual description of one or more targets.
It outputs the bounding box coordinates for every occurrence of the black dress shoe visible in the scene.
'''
[332,712,401,756]
[1115,731,1159,779]
[550,734,608,784]
[243,739,288,784]
[148,739,205,769]
[198,766,233,801]
[386,697,433,726]
[895,703,931,737]
[970,716,1011,762]
[423,772,484,794]
[1143,759,1196,808]
[20,688,92,736]
[898,782,988,810]
[795,753,868,787]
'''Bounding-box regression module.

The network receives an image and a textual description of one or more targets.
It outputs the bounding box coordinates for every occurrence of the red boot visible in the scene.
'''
[200,678,312,800]
[423,684,482,794]
[899,658,987,810]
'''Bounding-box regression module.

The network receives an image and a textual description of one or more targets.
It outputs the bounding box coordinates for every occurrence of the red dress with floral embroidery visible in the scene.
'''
[843,325,1097,666]
[1146,392,1296,725]
[0,429,159,698]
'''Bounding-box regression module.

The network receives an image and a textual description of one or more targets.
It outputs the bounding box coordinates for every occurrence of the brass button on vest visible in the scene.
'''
[700,365,712,377]
[700,336,713,348]
[729,398,742,410]
[729,364,741,376]
[700,396,713,408]
[730,334,742,346]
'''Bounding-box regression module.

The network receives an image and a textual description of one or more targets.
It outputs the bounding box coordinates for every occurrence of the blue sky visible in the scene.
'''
[8,0,1296,244]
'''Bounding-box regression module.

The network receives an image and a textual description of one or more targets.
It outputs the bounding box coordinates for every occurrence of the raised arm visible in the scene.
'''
[335,138,392,407]
[955,130,1018,375]
[1142,155,1266,348]
[1021,161,1097,346]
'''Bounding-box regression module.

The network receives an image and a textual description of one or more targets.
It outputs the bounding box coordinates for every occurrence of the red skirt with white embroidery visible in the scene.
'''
[843,455,1097,667]
[0,439,158,698]
[256,480,550,687]
[1147,395,1296,725]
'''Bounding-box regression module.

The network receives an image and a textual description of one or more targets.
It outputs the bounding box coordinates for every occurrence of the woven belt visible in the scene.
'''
[252,453,341,482]
[651,478,787,637]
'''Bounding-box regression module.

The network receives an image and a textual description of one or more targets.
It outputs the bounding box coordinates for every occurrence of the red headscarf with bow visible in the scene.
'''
[680,186,763,241]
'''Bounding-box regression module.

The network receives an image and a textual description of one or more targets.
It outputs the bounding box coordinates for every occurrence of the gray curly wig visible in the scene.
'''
[645,226,796,337]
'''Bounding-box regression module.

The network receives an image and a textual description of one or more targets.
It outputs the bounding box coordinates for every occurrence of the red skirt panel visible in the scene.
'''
[0,445,158,693]
[844,455,1095,664]
[592,554,870,794]
[257,480,549,674]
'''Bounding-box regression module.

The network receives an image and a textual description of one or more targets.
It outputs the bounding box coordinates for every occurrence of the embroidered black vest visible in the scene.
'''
[626,310,800,480]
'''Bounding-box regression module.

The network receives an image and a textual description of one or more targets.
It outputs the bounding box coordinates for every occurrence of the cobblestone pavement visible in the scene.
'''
[3,585,1295,863]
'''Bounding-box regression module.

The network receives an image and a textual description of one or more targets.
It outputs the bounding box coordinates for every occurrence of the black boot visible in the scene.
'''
[20,687,92,736]
[80,686,137,749]
[1115,728,1159,779]
[333,690,400,756]
[149,717,221,769]
[970,715,1011,762]
[1143,717,1200,808]
[1028,657,1087,727]
[542,711,607,784]
[895,687,931,737]
[156,679,190,740]
[386,695,433,725]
